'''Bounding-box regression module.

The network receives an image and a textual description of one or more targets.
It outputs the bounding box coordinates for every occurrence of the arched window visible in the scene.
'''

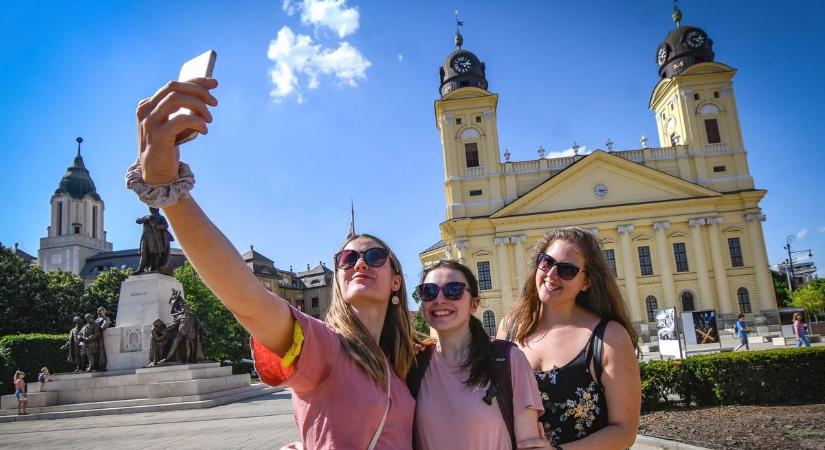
[681,291,695,312]
[482,310,496,337]
[645,296,658,322]
[737,287,752,314]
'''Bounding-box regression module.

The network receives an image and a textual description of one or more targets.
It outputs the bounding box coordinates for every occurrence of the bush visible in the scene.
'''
[640,347,825,411]
[0,334,74,394]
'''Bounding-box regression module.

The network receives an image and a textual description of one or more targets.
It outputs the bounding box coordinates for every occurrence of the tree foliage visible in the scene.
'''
[174,262,249,362]
[44,269,85,331]
[412,309,430,335]
[80,267,132,321]
[0,246,49,335]
[791,279,825,317]
[772,270,791,307]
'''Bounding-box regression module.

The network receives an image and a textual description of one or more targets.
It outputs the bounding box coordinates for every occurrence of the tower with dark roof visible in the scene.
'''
[38,137,113,274]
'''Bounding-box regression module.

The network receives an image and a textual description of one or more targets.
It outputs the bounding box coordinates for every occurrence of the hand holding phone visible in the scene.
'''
[170,50,217,145]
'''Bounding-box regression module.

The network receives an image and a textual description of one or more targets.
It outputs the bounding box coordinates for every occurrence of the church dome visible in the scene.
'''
[439,32,488,97]
[55,138,100,200]
[655,23,715,78]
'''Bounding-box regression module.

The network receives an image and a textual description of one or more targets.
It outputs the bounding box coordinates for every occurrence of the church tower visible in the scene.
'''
[435,29,505,220]
[649,6,754,193]
[39,137,112,274]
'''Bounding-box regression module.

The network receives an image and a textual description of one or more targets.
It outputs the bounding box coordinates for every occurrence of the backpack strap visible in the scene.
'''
[587,319,609,384]
[406,345,434,399]
[490,339,516,450]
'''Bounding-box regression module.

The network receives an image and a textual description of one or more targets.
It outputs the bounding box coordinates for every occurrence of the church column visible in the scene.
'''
[617,225,641,322]
[688,218,713,310]
[706,216,733,313]
[653,221,676,309]
[454,240,470,263]
[512,235,528,289]
[494,237,514,312]
[745,213,776,312]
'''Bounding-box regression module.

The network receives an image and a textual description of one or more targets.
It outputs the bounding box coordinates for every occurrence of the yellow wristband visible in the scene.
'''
[281,320,305,368]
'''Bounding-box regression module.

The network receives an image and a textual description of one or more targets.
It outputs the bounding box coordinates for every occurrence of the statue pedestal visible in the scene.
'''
[106,273,183,371]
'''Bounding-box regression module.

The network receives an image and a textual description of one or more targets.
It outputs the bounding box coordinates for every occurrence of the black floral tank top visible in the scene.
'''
[533,319,609,446]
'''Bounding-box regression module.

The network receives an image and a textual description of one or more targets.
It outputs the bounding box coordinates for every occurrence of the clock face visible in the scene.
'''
[452,55,472,73]
[656,45,669,66]
[593,183,608,199]
[683,29,706,49]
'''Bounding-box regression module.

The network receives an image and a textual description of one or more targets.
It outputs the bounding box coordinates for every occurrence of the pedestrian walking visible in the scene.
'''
[734,314,749,351]
[793,312,811,348]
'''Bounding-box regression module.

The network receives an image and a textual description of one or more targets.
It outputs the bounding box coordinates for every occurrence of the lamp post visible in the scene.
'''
[783,235,814,291]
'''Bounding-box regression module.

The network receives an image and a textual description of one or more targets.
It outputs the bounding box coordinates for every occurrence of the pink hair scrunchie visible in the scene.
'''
[125,159,195,208]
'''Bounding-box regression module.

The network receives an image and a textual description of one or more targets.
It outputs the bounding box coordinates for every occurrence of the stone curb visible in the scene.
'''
[636,434,711,450]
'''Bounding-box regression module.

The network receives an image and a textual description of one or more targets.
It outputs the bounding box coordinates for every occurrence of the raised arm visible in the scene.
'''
[135,78,293,354]
[563,321,640,450]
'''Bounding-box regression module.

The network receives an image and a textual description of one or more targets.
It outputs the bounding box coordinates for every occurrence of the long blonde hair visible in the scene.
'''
[509,228,639,352]
[325,234,416,386]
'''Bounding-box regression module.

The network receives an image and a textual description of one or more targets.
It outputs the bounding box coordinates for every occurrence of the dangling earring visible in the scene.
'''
[391,293,400,305]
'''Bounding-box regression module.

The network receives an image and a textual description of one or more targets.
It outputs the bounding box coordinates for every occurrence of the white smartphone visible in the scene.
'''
[171,50,217,145]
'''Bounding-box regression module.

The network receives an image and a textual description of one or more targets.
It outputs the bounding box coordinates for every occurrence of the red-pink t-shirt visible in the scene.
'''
[414,346,544,450]
[14,378,25,391]
[251,308,414,450]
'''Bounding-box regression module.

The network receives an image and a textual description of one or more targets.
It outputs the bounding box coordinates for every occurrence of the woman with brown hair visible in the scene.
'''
[131,77,417,449]
[498,227,640,449]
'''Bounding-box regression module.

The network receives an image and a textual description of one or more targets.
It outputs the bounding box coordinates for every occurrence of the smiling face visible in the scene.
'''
[336,236,401,307]
[535,239,590,307]
[421,267,478,334]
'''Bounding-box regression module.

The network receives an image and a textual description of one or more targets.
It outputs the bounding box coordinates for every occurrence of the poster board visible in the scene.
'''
[656,308,682,359]
[778,308,805,337]
[682,310,720,346]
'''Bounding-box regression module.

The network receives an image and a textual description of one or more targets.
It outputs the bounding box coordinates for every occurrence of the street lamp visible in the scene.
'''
[783,235,814,291]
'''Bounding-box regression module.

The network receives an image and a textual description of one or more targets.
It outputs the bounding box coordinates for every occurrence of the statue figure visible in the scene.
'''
[60,316,85,372]
[96,306,112,329]
[157,291,207,365]
[135,207,174,275]
[148,319,172,367]
[78,313,107,371]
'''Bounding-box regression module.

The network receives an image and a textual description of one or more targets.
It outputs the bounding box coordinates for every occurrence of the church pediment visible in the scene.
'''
[491,151,720,219]
[472,250,492,257]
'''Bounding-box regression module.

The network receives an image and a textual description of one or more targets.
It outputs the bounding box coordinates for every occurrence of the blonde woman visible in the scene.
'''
[499,228,640,449]
[13,371,27,415]
[132,78,417,448]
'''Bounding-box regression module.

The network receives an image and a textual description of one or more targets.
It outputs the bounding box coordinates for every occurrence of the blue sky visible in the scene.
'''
[1,0,823,302]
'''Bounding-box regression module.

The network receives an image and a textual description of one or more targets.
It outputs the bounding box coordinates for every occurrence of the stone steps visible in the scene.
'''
[0,383,282,423]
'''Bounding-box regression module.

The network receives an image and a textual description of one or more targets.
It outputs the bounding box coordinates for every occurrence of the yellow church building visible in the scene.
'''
[420,15,776,337]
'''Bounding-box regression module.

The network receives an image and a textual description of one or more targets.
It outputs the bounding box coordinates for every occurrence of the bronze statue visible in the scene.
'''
[79,313,107,371]
[148,319,172,367]
[60,316,85,372]
[154,290,207,366]
[96,306,112,329]
[135,207,174,275]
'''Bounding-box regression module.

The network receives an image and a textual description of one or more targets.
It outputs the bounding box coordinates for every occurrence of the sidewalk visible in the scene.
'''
[0,391,704,449]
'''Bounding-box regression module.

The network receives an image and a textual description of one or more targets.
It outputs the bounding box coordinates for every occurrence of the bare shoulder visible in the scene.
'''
[601,320,635,358]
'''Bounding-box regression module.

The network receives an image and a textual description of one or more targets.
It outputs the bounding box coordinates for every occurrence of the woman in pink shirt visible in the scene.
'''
[412,260,549,449]
[14,370,28,415]
[133,77,417,449]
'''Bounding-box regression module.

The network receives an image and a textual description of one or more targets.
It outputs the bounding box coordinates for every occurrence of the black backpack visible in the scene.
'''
[406,340,516,449]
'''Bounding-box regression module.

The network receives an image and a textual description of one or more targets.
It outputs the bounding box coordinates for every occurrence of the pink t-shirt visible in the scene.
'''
[414,346,544,450]
[251,308,414,450]
[14,378,25,391]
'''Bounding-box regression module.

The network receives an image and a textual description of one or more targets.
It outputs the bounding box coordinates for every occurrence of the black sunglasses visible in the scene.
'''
[536,253,584,280]
[416,282,467,302]
[334,247,390,270]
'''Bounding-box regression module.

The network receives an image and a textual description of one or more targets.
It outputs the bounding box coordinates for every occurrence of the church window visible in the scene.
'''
[73,224,81,235]
[704,119,721,144]
[477,261,492,290]
[681,291,695,312]
[728,238,744,267]
[57,202,63,235]
[693,93,700,100]
[482,310,496,337]
[469,189,483,196]
[603,249,617,278]
[713,165,726,173]
[645,296,658,322]
[311,297,319,309]
[737,288,752,314]
[714,91,720,98]
[92,205,98,238]
[669,133,680,146]
[475,116,481,123]
[673,242,689,272]
[465,143,480,167]
[637,246,653,276]
[455,117,462,125]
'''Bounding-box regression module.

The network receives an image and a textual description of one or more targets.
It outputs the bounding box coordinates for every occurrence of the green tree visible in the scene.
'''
[43,269,85,332]
[412,309,430,335]
[772,270,791,307]
[0,245,52,334]
[80,267,132,321]
[790,282,825,320]
[174,262,249,362]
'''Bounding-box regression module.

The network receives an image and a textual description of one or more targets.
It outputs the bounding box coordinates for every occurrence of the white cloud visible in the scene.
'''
[283,0,360,38]
[397,54,404,62]
[545,145,592,159]
[267,26,371,102]
[818,226,825,233]
[797,228,809,240]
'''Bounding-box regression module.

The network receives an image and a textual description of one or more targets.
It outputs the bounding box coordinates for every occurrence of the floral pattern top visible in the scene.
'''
[533,320,609,446]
